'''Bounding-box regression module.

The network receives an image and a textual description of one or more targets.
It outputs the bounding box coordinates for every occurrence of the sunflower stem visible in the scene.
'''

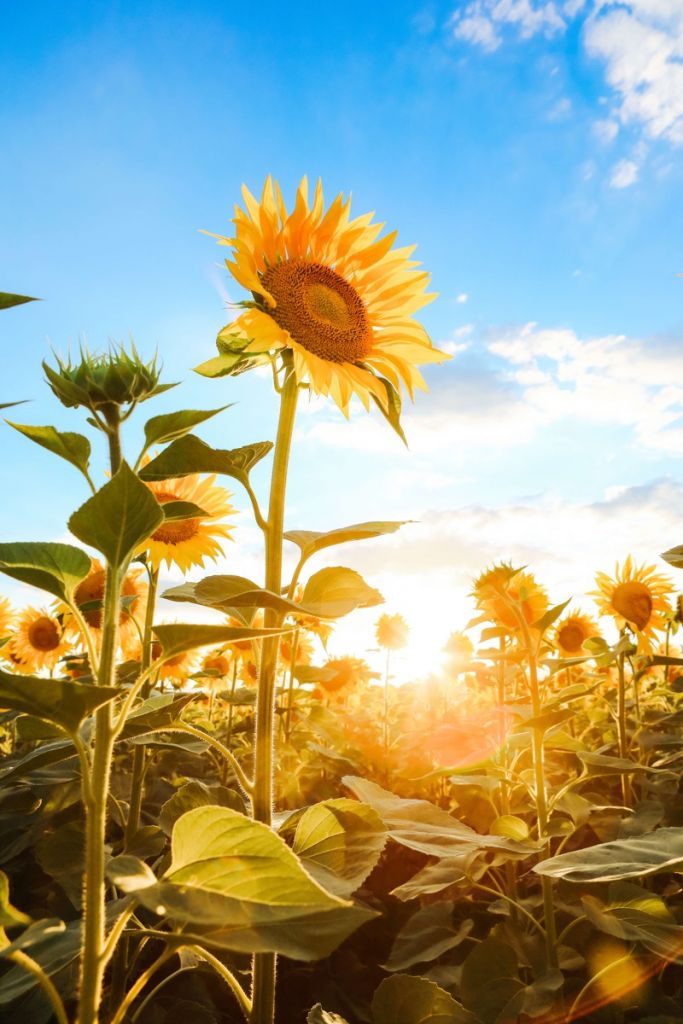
[251,357,299,1024]
[125,567,159,845]
[617,646,632,807]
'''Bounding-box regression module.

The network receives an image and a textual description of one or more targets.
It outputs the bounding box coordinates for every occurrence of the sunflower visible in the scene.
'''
[553,611,600,657]
[205,176,450,416]
[443,631,474,670]
[592,556,673,654]
[472,564,548,631]
[315,656,373,699]
[70,559,146,646]
[0,597,15,639]
[155,647,198,687]
[140,473,236,572]
[375,613,409,650]
[279,631,315,671]
[10,607,71,673]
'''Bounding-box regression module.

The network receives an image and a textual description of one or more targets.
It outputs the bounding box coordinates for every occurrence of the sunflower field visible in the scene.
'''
[2,180,683,1024]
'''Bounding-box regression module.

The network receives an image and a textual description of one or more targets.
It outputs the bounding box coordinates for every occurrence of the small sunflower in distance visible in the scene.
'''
[11,607,71,673]
[376,613,409,651]
[472,564,548,631]
[553,611,600,657]
[204,176,450,416]
[316,656,373,700]
[140,473,235,572]
[592,556,673,654]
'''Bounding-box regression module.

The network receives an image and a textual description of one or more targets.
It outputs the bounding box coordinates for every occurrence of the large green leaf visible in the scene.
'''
[292,798,387,898]
[151,622,288,660]
[343,777,535,858]
[285,522,406,562]
[119,693,196,739]
[0,668,122,733]
[301,567,384,617]
[384,903,473,972]
[0,541,91,602]
[0,292,38,310]
[372,975,474,1024]
[139,435,273,486]
[535,828,683,883]
[460,938,522,1023]
[142,406,231,448]
[68,461,163,566]
[0,739,77,785]
[159,780,244,835]
[126,806,376,960]
[6,422,92,478]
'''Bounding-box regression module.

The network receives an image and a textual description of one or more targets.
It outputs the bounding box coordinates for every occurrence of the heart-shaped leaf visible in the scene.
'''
[143,407,232,448]
[293,798,387,898]
[0,541,91,602]
[7,422,91,478]
[139,435,273,486]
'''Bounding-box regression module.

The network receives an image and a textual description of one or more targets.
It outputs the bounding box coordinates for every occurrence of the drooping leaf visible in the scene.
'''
[139,434,273,487]
[301,567,384,618]
[343,777,535,858]
[0,870,31,928]
[370,377,408,447]
[0,668,122,733]
[126,806,376,960]
[384,903,473,972]
[0,739,77,785]
[151,623,288,661]
[68,461,163,567]
[577,751,667,777]
[390,858,472,901]
[0,541,91,602]
[6,422,91,478]
[292,798,387,898]
[372,974,474,1024]
[0,292,38,310]
[142,406,232,448]
[160,500,209,521]
[285,521,407,563]
[535,828,683,883]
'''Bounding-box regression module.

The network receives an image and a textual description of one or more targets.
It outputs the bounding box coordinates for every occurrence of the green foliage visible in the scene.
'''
[372,975,474,1024]
[151,621,288,659]
[6,422,92,480]
[0,540,91,602]
[535,828,683,882]
[139,434,273,487]
[285,521,407,562]
[292,798,387,897]
[0,668,121,732]
[0,292,38,310]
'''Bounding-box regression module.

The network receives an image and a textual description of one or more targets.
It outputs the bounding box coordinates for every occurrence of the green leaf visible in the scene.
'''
[159,780,245,835]
[372,975,474,1024]
[151,623,288,661]
[106,855,157,893]
[119,693,196,739]
[343,776,535,858]
[6,422,92,478]
[390,859,471,901]
[159,500,208,522]
[142,406,232,448]
[139,434,273,487]
[307,1006,350,1024]
[0,541,91,602]
[384,903,473,972]
[0,292,38,310]
[490,815,530,841]
[0,739,77,785]
[301,567,384,617]
[535,827,683,883]
[530,598,571,634]
[0,870,31,928]
[661,544,683,570]
[460,938,522,1023]
[35,823,85,908]
[370,377,408,448]
[68,461,164,567]
[292,798,387,898]
[126,806,376,960]
[285,521,407,563]
[577,751,666,777]
[0,668,122,733]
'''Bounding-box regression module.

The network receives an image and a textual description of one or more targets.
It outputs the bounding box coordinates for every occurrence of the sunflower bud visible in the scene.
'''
[43,345,166,417]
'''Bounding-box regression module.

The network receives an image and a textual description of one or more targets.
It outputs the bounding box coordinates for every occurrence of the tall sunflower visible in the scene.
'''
[11,607,71,673]
[375,612,409,650]
[592,556,673,654]
[140,473,235,572]
[553,610,600,657]
[472,564,548,631]
[204,176,450,416]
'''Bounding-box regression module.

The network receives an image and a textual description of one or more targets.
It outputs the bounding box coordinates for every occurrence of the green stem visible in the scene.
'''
[617,647,632,807]
[7,949,69,1024]
[283,628,300,743]
[188,945,252,1019]
[108,947,175,1024]
[226,659,238,751]
[251,358,299,1024]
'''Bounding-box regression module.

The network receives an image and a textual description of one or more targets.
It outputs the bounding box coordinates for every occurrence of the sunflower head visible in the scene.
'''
[443,631,474,669]
[200,176,450,419]
[472,563,548,631]
[44,344,164,418]
[11,607,71,672]
[592,556,674,654]
[317,656,373,698]
[375,613,409,651]
[553,611,600,657]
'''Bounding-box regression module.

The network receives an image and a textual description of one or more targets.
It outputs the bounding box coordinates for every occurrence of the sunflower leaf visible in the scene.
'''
[68,461,164,567]
[284,521,407,563]
[142,406,232,449]
[6,421,91,479]
[301,567,384,618]
[160,500,209,521]
[534,827,683,883]
[292,798,387,898]
[372,975,474,1024]
[371,377,408,447]
[0,668,123,733]
[139,434,273,487]
[0,541,91,602]
[0,292,39,310]
[661,544,683,570]
[151,622,289,660]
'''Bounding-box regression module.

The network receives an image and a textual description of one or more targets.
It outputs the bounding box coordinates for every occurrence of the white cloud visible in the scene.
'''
[593,117,619,143]
[609,157,640,187]
[452,0,568,51]
[456,292,469,303]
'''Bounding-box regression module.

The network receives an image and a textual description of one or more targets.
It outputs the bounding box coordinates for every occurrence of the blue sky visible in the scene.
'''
[1,1,682,677]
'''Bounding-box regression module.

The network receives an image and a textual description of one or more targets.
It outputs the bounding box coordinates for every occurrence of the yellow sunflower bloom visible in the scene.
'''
[140,472,236,572]
[375,612,409,650]
[70,559,146,647]
[206,175,450,416]
[553,611,600,657]
[592,556,673,654]
[10,607,71,673]
[0,597,15,639]
[315,656,373,700]
[279,631,315,670]
[472,564,548,631]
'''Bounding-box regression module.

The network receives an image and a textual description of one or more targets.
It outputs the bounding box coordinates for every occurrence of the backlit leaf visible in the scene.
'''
[0,541,91,602]
[292,798,387,898]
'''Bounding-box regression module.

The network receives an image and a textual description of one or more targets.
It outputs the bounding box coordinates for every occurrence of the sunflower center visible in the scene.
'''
[262,260,371,363]
[558,623,586,653]
[612,581,653,631]
[151,490,200,545]
[27,616,61,652]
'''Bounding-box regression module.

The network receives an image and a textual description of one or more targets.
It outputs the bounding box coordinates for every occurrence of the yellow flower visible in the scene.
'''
[153,644,198,687]
[208,176,449,416]
[553,611,600,656]
[316,656,373,699]
[0,597,15,638]
[375,612,409,650]
[472,564,548,631]
[140,473,235,572]
[443,631,474,670]
[70,559,146,646]
[279,631,314,670]
[592,556,673,654]
[10,607,71,673]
